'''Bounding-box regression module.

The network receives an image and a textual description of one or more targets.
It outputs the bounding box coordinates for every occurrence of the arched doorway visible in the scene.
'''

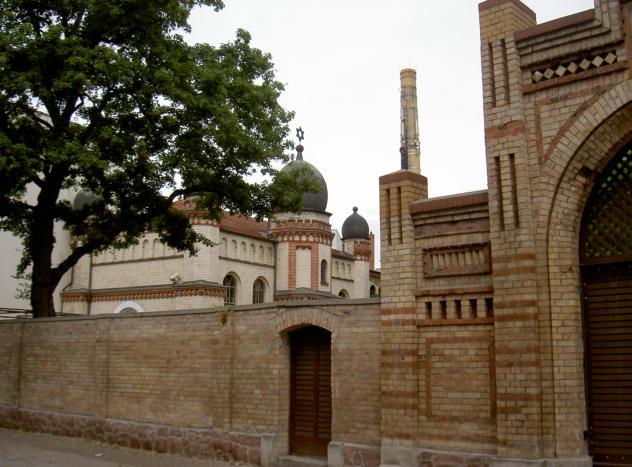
[580,142,632,464]
[289,326,332,457]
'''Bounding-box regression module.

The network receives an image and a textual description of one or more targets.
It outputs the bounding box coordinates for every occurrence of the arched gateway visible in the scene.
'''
[580,142,632,463]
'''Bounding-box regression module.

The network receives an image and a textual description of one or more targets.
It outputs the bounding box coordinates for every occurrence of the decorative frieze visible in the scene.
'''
[530,50,618,84]
[61,283,226,303]
[422,243,491,278]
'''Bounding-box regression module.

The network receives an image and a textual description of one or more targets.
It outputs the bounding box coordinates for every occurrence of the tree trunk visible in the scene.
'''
[30,271,56,318]
[30,180,60,318]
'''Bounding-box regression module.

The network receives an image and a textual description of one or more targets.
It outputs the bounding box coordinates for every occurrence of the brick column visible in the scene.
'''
[379,170,427,464]
[479,0,545,459]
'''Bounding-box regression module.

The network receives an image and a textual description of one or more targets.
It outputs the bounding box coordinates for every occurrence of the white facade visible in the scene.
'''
[58,205,379,315]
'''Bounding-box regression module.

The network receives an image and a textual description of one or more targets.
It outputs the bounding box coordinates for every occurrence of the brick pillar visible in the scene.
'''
[379,170,427,464]
[479,0,545,460]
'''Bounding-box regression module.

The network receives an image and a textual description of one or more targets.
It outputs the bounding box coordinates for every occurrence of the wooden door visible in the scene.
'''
[583,262,632,465]
[290,326,332,457]
[580,143,632,464]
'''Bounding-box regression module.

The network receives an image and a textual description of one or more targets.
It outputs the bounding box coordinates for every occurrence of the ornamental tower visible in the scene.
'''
[269,130,335,301]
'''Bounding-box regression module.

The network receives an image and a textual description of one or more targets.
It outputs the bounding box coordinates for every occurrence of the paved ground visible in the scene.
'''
[0,427,251,467]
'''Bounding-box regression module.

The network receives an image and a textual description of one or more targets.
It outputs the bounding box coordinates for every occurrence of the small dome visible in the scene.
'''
[342,207,369,240]
[73,189,98,211]
[280,145,328,212]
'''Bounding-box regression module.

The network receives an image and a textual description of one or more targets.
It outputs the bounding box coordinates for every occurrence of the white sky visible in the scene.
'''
[187,0,595,267]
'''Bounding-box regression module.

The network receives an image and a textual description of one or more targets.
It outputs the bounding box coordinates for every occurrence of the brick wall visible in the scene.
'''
[0,300,381,466]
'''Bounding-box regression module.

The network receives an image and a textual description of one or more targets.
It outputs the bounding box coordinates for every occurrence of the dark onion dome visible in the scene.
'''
[280,144,328,213]
[73,189,99,211]
[342,207,370,240]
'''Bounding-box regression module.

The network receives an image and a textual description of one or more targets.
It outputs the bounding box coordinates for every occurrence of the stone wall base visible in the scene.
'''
[329,441,381,467]
[379,445,593,467]
[0,406,268,465]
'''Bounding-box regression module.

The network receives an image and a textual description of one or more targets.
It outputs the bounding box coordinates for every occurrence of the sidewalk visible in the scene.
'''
[0,427,249,466]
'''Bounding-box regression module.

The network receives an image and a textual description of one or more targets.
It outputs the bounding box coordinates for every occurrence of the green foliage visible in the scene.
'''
[0,0,313,316]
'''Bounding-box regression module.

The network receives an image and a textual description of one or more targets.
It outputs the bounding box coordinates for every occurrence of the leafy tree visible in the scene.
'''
[0,0,313,318]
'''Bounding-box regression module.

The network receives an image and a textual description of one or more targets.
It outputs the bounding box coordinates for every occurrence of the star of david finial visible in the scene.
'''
[296,127,305,143]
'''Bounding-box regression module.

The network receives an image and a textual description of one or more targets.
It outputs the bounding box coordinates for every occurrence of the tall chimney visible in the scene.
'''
[400,69,420,174]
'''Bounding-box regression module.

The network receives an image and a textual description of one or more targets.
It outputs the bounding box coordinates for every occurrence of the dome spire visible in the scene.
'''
[296,126,305,161]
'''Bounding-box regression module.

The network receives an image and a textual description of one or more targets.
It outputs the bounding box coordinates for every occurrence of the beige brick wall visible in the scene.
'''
[0,300,381,463]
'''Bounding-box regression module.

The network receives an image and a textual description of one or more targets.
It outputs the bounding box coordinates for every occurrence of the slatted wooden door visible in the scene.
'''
[583,262,632,465]
[290,326,332,457]
[580,143,632,464]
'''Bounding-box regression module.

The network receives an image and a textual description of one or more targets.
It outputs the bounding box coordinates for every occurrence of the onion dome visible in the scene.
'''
[280,144,328,213]
[73,189,98,211]
[342,207,369,240]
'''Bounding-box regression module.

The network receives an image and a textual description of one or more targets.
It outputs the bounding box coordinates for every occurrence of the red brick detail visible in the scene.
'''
[415,218,490,238]
[415,285,493,296]
[514,9,594,41]
[484,120,525,141]
[380,306,417,315]
[381,390,417,398]
[379,170,428,186]
[418,318,495,327]
[380,360,416,368]
[494,300,537,309]
[380,319,417,327]
[0,407,262,464]
[496,393,541,401]
[410,191,488,214]
[381,349,417,357]
[287,242,321,290]
[381,307,416,315]
[269,219,334,245]
[311,244,319,290]
[524,62,627,96]
[494,312,538,322]
[61,284,226,303]
[478,0,535,19]
[492,266,536,277]
[492,253,536,263]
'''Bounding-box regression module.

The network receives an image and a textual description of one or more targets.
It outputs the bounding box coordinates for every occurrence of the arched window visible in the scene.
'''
[259,245,265,262]
[113,301,144,314]
[338,289,349,299]
[231,239,237,256]
[250,243,256,261]
[321,259,328,285]
[221,237,228,256]
[223,275,237,306]
[370,285,378,297]
[141,239,149,258]
[152,238,161,257]
[252,278,265,304]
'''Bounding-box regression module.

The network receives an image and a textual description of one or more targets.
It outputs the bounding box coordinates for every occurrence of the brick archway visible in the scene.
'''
[275,307,338,335]
[536,79,632,456]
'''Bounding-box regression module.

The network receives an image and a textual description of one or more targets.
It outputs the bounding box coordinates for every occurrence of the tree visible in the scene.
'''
[0,0,313,318]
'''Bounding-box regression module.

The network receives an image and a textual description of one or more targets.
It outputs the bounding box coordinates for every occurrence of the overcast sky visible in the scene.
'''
[187,0,595,267]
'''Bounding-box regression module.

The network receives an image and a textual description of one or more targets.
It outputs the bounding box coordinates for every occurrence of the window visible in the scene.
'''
[223,275,237,306]
[370,285,378,297]
[338,289,349,299]
[321,259,328,285]
[253,278,265,304]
